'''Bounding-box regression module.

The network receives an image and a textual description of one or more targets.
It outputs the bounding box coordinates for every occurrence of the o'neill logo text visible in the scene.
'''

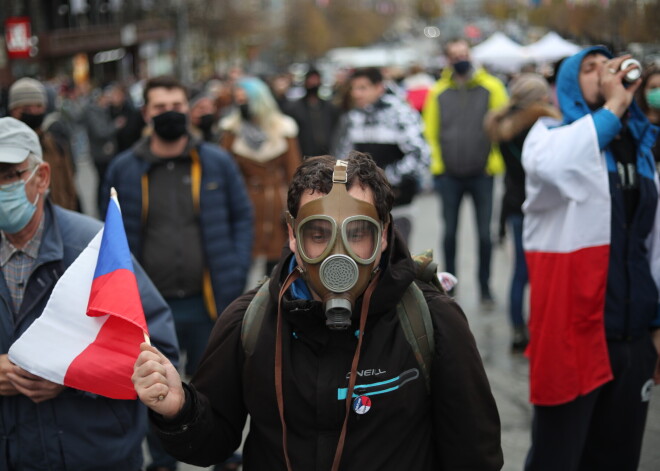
[346,368,386,379]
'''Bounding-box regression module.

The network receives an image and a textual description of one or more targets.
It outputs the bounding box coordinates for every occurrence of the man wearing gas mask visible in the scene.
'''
[101,76,254,471]
[133,153,503,470]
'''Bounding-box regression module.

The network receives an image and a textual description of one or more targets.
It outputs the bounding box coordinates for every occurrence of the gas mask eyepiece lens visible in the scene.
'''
[298,216,337,263]
[342,216,380,263]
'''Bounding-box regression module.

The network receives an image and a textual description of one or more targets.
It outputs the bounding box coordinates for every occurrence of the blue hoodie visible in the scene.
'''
[556,46,660,338]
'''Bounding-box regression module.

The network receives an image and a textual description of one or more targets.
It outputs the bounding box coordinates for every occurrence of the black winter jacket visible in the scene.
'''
[151,228,503,470]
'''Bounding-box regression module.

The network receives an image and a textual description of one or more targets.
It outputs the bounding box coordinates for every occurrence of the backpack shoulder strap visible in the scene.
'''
[241,279,271,356]
[396,282,435,393]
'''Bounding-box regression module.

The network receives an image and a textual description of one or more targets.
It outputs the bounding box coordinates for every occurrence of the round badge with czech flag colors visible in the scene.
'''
[353,395,372,415]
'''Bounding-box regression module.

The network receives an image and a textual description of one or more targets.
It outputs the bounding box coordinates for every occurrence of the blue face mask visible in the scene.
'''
[647,88,660,110]
[0,167,40,234]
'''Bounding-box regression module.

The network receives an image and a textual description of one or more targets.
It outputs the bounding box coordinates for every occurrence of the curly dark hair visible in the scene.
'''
[287,152,394,223]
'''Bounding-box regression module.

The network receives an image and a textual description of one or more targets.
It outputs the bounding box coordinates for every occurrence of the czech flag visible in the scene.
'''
[8,190,148,399]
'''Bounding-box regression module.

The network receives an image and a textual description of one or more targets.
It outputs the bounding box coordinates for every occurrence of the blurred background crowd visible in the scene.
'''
[1,1,658,209]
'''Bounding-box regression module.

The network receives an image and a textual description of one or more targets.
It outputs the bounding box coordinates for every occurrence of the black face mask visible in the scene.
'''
[198,114,214,132]
[20,112,45,130]
[109,105,122,118]
[305,85,320,97]
[452,60,472,76]
[152,110,187,142]
[238,103,251,121]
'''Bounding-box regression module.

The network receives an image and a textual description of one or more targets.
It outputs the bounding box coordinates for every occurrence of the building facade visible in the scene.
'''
[0,0,174,88]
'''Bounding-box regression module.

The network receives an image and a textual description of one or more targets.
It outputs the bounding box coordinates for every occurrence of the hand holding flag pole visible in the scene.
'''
[133,342,186,414]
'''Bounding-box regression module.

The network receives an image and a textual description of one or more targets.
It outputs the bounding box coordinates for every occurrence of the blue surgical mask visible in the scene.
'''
[0,167,40,234]
[647,88,660,110]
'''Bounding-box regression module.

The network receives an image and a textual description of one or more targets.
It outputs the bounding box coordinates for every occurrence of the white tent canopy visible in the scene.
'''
[524,32,581,63]
[325,46,421,68]
[471,32,530,73]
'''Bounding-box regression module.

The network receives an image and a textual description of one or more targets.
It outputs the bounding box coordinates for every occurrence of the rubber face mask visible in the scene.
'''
[0,166,40,233]
[288,160,384,330]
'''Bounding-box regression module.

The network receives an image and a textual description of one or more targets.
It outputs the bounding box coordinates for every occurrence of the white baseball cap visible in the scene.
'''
[0,117,42,164]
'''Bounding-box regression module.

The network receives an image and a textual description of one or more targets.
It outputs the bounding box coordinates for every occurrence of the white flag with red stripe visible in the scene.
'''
[523,116,613,406]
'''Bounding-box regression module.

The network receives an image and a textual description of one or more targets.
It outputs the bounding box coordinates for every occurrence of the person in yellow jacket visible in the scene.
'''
[422,38,508,307]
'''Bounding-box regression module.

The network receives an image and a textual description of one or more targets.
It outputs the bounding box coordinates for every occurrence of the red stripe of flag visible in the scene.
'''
[526,245,613,405]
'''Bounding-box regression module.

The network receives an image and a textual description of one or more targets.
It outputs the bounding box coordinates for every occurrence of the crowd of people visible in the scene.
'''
[0,35,659,471]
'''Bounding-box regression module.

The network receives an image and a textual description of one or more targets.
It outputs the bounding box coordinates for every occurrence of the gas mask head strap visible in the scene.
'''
[285,159,351,229]
[333,159,348,184]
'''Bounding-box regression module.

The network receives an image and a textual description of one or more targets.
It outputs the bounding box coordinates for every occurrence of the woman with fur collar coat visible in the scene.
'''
[220,77,302,277]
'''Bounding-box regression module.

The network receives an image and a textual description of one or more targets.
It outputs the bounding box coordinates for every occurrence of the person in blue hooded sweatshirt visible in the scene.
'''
[521,46,660,470]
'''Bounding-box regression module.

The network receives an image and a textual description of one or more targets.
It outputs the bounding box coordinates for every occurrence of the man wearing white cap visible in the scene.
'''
[8,77,78,211]
[0,116,179,470]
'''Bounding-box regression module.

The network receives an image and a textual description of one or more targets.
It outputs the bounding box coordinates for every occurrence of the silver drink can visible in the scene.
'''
[620,58,642,83]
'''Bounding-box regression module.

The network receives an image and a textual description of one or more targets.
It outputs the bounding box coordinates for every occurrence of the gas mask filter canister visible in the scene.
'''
[288,160,384,330]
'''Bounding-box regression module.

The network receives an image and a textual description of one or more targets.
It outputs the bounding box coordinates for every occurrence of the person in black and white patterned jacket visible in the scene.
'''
[333,67,430,242]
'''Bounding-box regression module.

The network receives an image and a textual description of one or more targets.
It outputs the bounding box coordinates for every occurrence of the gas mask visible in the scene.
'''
[288,160,384,330]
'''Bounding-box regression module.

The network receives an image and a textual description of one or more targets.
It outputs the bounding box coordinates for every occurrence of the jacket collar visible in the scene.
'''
[133,134,201,164]
[627,103,659,150]
[358,95,390,114]
[441,65,488,87]
[0,201,65,329]
[17,201,65,323]
[33,201,63,268]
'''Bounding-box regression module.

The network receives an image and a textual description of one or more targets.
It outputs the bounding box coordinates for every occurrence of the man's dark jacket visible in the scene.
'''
[287,96,340,157]
[102,139,254,317]
[151,227,503,470]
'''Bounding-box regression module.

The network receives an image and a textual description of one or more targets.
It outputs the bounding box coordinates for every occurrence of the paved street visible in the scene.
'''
[410,189,535,470]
